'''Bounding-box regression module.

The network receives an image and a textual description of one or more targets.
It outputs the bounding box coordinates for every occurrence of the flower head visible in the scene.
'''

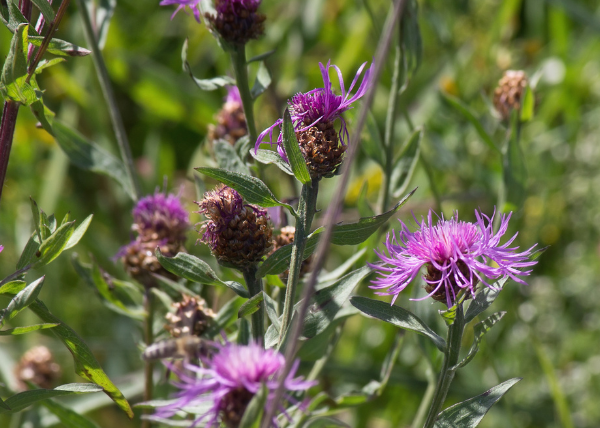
[196,185,273,267]
[208,86,247,145]
[155,341,314,427]
[255,60,373,179]
[493,70,529,121]
[159,0,201,22]
[204,0,265,45]
[370,209,537,307]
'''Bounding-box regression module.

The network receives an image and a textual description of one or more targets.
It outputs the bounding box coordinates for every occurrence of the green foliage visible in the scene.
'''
[282,108,311,184]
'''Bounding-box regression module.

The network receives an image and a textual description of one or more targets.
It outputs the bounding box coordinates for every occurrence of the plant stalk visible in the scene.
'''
[230,46,258,148]
[243,266,264,343]
[422,304,465,428]
[75,0,142,200]
[278,180,319,346]
[142,290,154,428]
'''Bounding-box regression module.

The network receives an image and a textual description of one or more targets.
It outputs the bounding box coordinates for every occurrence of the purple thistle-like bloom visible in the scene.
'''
[255,60,373,161]
[215,0,261,13]
[159,0,201,22]
[154,341,315,427]
[370,209,537,307]
[133,191,190,234]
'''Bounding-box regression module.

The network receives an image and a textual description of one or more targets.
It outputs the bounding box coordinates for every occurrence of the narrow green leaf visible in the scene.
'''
[400,0,423,86]
[247,50,275,63]
[30,197,43,242]
[196,167,294,212]
[249,149,294,176]
[51,121,135,200]
[35,58,66,74]
[0,280,26,296]
[453,312,506,370]
[237,318,251,345]
[0,383,103,415]
[156,250,249,298]
[32,221,76,268]
[319,248,367,283]
[0,277,45,327]
[16,233,40,271]
[281,108,311,184]
[442,93,500,154]
[64,214,93,250]
[182,39,235,90]
[41,398,101,428]
[520,87,534,122]
[2,1,36,33]
[256,228,323,277]
[464,278,507,323]
[213,139,251,176]
[391,128,422,198]
[303,266,371,338]
[30,97,56,134]
[350,296,446,352]
[28,300,134,418]
[238,292,264,319]
[206,296,246,337]
[239,384,267,428]
[251,61,271,99]
[30,0,55,22]
[434,378,521,427]
[263,292,280,331]
[0,24,40,106]
[28,36,91,57]
[330,189,416,245]
[151,273,200,299]
[0,398,9,411]
[0,323,59,335]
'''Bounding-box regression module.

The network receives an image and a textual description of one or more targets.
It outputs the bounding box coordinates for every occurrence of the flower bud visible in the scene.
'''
[208,86,247,145]
[493,70,528,121]
[196,185,273,267]
[296,121,346,179]
[204,0,265,46]
[165,295,215,338]
[14,346,61,390]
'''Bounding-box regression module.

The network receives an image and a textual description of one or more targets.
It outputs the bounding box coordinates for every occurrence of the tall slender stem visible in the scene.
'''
[230,46,258,147]
[422,304,465,428]
[278,180,319,346]
[381,26,402,213]
[243,266,264,343]
[75,0,141,200]
[142,290,154,428]
[411,362,436,428]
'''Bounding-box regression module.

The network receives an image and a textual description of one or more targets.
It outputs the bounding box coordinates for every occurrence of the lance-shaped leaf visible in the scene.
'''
[64,214,93,250]
[0,277,45,327]
[238,292,264,319]
[213,139,251,176]
[251,61,271,99]
[0,280,26,296]
[35,58,66,74]
[464,277,507,323]
[247,50,275,63]
[156,250,249,298]
[433,378,521,428]
[453,312,506,370]
[0,398,9,411]
[330,189,416,246]
[0,24,40,106]
[206,296,246,337]
[1,1,37,33]
[256,228,323,278]
[303,266,372,338]
[28,300,134,418]
[0,383,103,415]
[95,0,116,50]
[32,220,76,268]
[249,149,293,176]
[41,398,101,428]
[182,39,235,90]
[350,296,446,352]
[51,121,135,200]
[196,167,294,213]
[281,108,311,184]
[503,111,527,210]
[391,128,422,198]
[0,323,58,335]
[28,37,92,57]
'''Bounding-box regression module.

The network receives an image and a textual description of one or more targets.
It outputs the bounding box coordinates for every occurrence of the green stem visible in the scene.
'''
[75,0,141,200]
[243,266,264,343]
[422,304,465,428]
[278,180,319,346]
[142,290,154,428]
[411,362,436,428]
[381,26,402,213]
[230,46,258,148]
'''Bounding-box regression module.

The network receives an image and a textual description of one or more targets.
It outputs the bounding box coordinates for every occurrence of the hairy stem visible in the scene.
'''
[422,305,465,428]
[75,0,142,200]
[278,180,319,347]
[243,266,264,343]
[230,46,258,148]
[142,290,154,428]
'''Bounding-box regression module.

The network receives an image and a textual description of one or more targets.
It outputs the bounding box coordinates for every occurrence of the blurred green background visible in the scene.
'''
[1,0,600,427]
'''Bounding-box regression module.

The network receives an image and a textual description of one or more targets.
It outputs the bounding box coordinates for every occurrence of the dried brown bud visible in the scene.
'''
[493,70,528,121]
[14,346,61,390]
[297,121,346,180]
[165,295,215,338]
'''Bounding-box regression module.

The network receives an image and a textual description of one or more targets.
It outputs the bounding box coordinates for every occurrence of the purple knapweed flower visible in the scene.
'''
[255,60,373,179]
[132,191,190,239]
[370,209,537,307]
[154,341,315,427]
[160,0,201,22]
[208,86,247,145]
[204,0,266,45]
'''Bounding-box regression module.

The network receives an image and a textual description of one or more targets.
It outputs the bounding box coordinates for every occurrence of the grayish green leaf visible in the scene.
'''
[247,50,275,63]
[464,278,507,323]
[30,0,55,22]
[0,277,45,327]
[251,61,271,99]
[257,228,323,277]
[249,149,294,176]
[282,108,311,184]
[0,383,103,414]
[214,139,252,175]
[182,39,235,90]
[32,220,76,268]
[28,36,91,57]
[0,24,40,106]
[238,292,264,319]
[453,312,506,370]
[41,398,100,428]
[0,323,59,335]
[64,214,93,250]
[35,58,67,74]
